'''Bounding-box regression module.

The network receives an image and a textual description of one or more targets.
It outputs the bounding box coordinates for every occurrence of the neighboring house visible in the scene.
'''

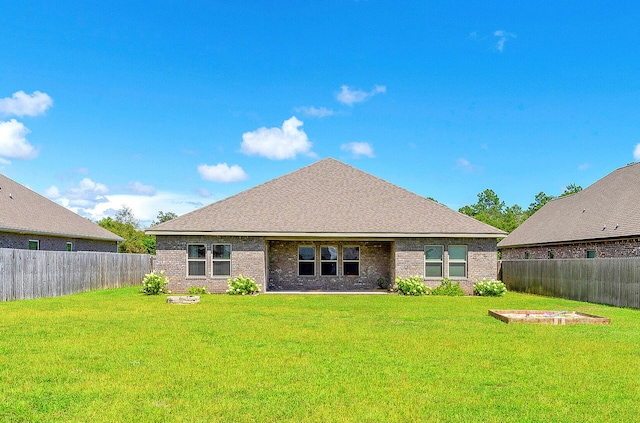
[148,158,505,293]
[499,162,640,259]
[0,173,123,252]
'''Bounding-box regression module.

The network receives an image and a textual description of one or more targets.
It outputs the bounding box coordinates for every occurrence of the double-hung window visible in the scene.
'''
[212,244,231,276]
[343,246,360,276]
[321,246,338,276]
[29,240,40,251]
[187,244,206,276]
[425,245,443,277]
[298,246,315,276]
[66,242,73,252]
[448,245,467,277]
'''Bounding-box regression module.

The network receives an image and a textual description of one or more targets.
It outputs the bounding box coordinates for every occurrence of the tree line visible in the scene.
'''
[97,207,176,254]
[458,184,583,233]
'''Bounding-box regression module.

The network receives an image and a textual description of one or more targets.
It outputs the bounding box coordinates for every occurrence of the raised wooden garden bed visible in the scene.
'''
[489,310,610,325]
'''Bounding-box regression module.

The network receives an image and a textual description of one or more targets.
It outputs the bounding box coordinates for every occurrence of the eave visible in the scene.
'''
[146,230,506,239]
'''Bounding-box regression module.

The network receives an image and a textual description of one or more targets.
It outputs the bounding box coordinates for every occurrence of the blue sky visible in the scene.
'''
[1,1,639,227]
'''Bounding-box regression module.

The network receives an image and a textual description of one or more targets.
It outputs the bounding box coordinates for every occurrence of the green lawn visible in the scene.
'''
[1,288,639,422]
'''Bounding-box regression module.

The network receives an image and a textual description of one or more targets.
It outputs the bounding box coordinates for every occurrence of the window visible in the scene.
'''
[525,252,530,259]
[586,250,595,258]
[212,244,231,276]
[425,245,443,277]
[448,245,467,277]
[187,244,206,276]
[548,250,555,259]
[321,246,338,276]
[343,246,360,276]
[28,240,39,250]
[298,246,315,276]
[66,242,73,252]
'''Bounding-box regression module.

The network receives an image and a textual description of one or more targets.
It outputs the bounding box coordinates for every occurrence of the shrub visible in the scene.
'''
[188,286,209,295]
[394,276,431,296]
[227,274,261,295]
[431,278,465,296]
[140,270,170,295]
[474,279,507,297]
[377,276,391,290]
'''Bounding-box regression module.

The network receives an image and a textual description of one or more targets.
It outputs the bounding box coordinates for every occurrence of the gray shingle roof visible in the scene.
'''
[149,158,505,238]
[499,162,640,248]
[0,173,123,242]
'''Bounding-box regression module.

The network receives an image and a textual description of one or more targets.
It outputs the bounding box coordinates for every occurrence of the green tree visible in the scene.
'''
[98,206,155,254]
[560,183,583,197]
[526,191,554,217]
[459,189,525,233]
[151,211,178,226]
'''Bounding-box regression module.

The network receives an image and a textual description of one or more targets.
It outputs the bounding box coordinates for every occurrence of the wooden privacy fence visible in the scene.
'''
[501,258,640,309]
[0,248,154,302]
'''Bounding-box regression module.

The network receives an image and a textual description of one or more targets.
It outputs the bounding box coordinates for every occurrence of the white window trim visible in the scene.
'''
[211,243,232,277]
[343,246,360,276]
[298,245,316,277]
[29,239,40,250]
[187,243,207,278]
[424,245,444,278]
[66,242,73,252]
[448,245,468,278]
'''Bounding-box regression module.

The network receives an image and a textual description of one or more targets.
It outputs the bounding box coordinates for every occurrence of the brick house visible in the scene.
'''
[0,173,122,252]
[148,158,506,293]
[499,162,640,259]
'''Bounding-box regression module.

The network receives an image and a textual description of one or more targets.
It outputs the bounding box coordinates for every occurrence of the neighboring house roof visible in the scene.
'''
[148,158,505,238]
[499,162,640,249]
[0,173,123,242]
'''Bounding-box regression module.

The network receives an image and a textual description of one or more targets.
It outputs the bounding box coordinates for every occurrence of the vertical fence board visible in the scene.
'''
[502,258,640,309]
[0,248,153,302]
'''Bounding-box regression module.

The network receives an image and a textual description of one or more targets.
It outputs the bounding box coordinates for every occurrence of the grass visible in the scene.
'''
[1,288,639,422]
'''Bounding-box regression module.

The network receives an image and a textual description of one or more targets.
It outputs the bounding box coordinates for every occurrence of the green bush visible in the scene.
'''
[377,276,391,290]
[431,278,465,296]
[227,274,261,295]
[188,286,209,295]
[474,279,507,297]
[140,270,170,295]
[394,276,431,296]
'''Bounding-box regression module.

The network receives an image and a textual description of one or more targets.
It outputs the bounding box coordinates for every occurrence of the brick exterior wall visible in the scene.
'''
[156,235,498,294]
[0,232,117,252]
[155,235,266,294]
[501,237,640,260]
[267,240,392,291]
[395,238,498,294]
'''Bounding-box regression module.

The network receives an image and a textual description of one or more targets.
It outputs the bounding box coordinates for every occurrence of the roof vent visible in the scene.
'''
[9,193,13,199]
[582,208,586,213]
[602,225,606,231]
[615,224,619,230]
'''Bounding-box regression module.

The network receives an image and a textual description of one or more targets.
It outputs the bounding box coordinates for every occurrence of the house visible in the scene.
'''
[147,158,506,293]
[0,173,122,252]
[499,162,640,259]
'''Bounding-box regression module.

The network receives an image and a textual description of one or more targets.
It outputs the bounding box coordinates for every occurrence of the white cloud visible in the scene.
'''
[0,119,38,160]
[46,178,208,228]
[578,163,591,171]
[198,163,249,183]
[241,116,313,160]
[341,142,375,158]
[0,91,53,117]
[633,143,640,161]
[454,157,482,174]
[494,30,516,52]
[44,185,61,199]
[296,106,334,118]
[127,181,156,196]
[336,84,387,106]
